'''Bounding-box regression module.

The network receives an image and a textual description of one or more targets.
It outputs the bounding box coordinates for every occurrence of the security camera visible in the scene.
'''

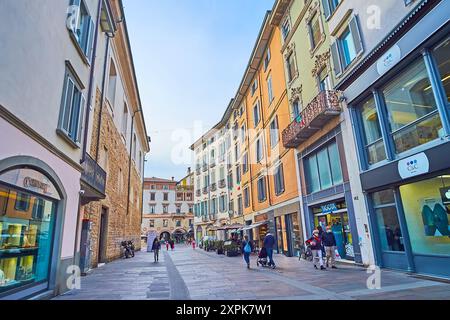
[79,189,85,196]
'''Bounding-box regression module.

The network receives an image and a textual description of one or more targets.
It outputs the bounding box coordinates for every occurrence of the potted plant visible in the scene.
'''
[224,241,239,257]
[216,240,224,255]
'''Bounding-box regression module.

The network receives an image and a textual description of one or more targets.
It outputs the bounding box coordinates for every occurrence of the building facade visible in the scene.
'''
[0,0,149,299]
[142,172,194,243]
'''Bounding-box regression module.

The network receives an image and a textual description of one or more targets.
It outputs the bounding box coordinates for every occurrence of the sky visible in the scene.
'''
[123,0,275,181]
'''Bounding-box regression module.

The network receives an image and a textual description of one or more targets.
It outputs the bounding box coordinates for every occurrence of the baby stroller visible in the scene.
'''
[256,247,269,267]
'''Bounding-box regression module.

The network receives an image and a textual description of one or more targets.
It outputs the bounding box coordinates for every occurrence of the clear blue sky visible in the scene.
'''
[124,0,275,180]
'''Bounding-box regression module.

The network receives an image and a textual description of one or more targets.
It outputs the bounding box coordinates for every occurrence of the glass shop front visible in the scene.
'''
[0,168,60,297]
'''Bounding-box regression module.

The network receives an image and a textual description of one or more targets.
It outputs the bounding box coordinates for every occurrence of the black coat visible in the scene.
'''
[322,232,337,247]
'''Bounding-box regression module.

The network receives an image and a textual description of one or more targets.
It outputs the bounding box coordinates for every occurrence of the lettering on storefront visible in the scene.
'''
[321,203,338,214]
[23,176,50,194]
[398,152,430,179]
[376,45,401,76]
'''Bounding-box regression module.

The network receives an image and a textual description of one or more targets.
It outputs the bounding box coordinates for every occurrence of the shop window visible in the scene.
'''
[359,97,387,165]
[304,141,343,194]
[372,190,404,252]
[399,175,450,256]
[0,168,59,296]
[433,36,450,105]
[382,58,443,154]
[58,69,86,145]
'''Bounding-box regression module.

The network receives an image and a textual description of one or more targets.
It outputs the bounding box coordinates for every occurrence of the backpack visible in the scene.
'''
[244,242,251,253]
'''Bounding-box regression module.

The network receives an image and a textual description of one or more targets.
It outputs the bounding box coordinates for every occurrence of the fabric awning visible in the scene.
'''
[241,221,268,231]
[216,223,245,231]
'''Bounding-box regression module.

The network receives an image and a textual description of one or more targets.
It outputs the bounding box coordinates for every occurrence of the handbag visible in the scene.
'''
[244,242,251,253]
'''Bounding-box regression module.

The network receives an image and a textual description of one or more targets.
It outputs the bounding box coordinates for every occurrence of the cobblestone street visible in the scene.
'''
[54,246,450,300]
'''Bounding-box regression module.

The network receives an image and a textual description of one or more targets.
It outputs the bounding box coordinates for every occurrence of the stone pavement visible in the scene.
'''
[54,245,450,300]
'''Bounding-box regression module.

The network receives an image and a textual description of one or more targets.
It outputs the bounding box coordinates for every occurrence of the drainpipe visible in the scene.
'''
[126,109,143,216]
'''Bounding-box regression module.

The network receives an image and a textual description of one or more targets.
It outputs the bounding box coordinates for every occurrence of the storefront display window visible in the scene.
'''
[372,190,404,252]
[433,36,450,104]
[382,58,443,154]
[360,97,386,165]
[399,175,450,256]
[0,168,59,296]
[290,213,303,257]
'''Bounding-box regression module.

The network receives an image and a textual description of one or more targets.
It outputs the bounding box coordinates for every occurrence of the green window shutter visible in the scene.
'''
[330,41,342,76]
[349,15,364,56]
[322,0,331,19]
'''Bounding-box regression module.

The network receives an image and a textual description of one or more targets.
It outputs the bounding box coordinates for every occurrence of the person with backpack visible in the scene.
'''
[151,238,161,263]
[322,226,338,269]
[306,229,326,270]
[241,235,254,269]
[263,231,276,268]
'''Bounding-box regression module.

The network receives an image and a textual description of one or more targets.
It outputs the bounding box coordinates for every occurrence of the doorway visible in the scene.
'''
[98,207,108,264]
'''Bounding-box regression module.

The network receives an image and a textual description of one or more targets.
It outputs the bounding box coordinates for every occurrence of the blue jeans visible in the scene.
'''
[266,248,275,266]
[243,252,250,265]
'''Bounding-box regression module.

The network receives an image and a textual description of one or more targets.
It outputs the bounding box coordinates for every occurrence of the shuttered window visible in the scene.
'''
[274,164,285,196]
[257,176,267,202]
[68,0,95,62]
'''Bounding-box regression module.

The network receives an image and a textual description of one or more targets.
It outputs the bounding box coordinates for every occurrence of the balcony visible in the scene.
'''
[210,183,217,192]
[202,187,209,195]
[210,161,216,168]
[202,164,208,172]
[282,90,342,148]
[201,215,208,222]
[218,179,226,189]
[80,153,106,202]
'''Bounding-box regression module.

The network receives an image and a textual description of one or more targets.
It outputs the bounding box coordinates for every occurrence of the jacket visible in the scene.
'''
[152,241,161,251]
[241,240,254,253]
[263,234,275,249]
[322,232,337,247]
[306,236,322,250]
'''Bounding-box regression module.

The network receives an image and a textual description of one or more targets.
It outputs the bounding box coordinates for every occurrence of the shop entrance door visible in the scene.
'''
[98,207,108,264]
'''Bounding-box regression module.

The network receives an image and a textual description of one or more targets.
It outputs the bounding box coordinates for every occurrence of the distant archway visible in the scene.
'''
[160,231,170,241]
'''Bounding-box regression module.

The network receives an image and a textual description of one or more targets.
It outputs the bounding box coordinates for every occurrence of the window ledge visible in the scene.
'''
[56,128,81,149]
[310,35,327,57]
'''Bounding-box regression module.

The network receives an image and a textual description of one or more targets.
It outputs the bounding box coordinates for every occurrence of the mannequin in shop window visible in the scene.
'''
[331,220,345,259]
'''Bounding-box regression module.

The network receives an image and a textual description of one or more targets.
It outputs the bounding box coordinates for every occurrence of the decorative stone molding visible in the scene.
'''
[305,0,327,56]
[284,42,299,87]
[289,85,303,105]
[311,50,331,77]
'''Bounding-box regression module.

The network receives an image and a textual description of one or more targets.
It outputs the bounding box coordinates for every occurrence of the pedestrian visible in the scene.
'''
[166,240,169,251]
[263,231,276,268]
[192,239,196,250]
[170,239,175,251]
[317,225,326,258]
[241,235,254,269]
[151,238,161,263]
[322,226,338,269]
[306,229,326,270]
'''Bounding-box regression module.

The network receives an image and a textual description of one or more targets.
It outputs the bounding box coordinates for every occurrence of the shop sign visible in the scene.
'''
[321,203,338,214]
[440,187,450,205]
[376,45,401,76]
[255,213,268,222]
[398,152,429,179]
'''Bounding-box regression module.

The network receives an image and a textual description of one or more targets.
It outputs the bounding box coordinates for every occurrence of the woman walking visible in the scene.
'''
[241,235,254,269]
[152,238,161,263]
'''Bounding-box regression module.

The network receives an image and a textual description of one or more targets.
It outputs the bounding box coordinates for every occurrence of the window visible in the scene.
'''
[163,193,168,201]
[227,171,233,189]
[163,219,168,227]
[270,117,279,148]
[14,193,30,211]
[242,152,249,173]
[318,68,331,92]
[237,195,243,215]
[308,13,321,50]
[253,102,261,127]
[203,175,209,188]
[274,164,285,196]
[236,166,241,185]
[322,0,341,19]
[210,198,217,214]
[382,58,442,154]
[331,16,363,75]
[219,195,227,213]
[251,79,258,96]
[286,52,297,83]
[149,205,155,214]
[107,60,117,107]
[264,48,271,71]
[234,143,240,162]
[176,220,181,227]
[149,220,155,228]
[241,124,246,143]
[229,199,234,213]
[100,146,108,171]
[176,205,181,214]
[58,69,86,144]
[189,205,193,213]
[133,134,137,160]
[122,103,128,137]
[304,142,343,193]
[163,205,168,213]
[359,97,386,165]
[292,100,301,120]
[267,75,274,103]
[282,18,291,41]
[244,187,250,208]
[150,193,155,201]
[433,36,450,104]
[67,0,94,61]
[256,137,263,163]
[257,177,267,202]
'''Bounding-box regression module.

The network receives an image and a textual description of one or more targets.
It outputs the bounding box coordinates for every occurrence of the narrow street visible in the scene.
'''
[54,246,450,300]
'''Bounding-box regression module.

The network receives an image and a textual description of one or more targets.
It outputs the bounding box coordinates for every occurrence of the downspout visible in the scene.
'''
[126,109,142,216]
[74,0,103,267]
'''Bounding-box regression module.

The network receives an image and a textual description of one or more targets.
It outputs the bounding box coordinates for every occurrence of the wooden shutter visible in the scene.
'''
[322,0,331,19]
[349,15,364,56]
[330,41,342,76]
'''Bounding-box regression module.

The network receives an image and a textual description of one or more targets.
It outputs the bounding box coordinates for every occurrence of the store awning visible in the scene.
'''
[240,221,268,231]
[216,223,245,231]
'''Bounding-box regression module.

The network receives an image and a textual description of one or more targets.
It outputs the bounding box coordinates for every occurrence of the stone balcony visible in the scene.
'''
[210,183,217,192]
[218,179,226,189]
[282,90,342,148]
[202,187,209,195]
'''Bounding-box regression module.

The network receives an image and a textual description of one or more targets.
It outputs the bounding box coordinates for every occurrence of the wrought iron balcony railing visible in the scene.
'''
[81,153,106,199]
[282,90,342,148]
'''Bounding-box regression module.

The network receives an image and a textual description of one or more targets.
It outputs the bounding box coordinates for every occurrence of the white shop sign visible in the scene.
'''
[398,152,430,179]
[376,45,401,76]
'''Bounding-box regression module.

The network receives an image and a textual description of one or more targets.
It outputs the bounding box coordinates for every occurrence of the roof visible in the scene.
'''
[144,177,177,184]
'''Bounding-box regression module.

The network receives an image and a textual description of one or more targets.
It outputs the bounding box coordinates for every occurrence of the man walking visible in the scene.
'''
[322,226,338,269]
[263,231,276,269]
[241,235,254,269]
[151,238,161,263]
